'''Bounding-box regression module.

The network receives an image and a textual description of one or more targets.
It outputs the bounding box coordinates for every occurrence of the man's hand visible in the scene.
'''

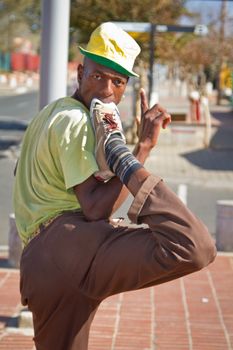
[136,88,171,151]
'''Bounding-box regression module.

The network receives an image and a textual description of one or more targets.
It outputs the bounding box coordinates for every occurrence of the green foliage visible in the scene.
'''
[70,0,194,69]
[0,0,40,51]
[70,0,190,43]
[1,0,231,83]
[0,0,40,28]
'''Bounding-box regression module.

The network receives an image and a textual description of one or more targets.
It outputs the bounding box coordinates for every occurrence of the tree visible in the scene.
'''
[70,0,192,60]
[176,0,233,99]
[0,0,40,52]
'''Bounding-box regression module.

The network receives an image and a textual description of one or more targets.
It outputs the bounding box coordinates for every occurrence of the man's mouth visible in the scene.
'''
[95,97,114,104]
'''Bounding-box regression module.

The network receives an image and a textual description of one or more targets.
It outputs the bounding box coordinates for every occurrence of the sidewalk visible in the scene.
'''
[0,253,233,349]
[0,72,39,97]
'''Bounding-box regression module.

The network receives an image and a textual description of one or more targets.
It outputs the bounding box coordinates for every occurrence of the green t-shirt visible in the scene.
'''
[13,97,99,245]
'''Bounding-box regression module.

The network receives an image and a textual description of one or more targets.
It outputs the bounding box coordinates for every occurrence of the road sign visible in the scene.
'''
[114,21,208,36]
[114,22,150,33]
[194,24,209,36]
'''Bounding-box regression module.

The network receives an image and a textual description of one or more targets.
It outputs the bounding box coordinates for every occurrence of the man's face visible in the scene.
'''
[77,58,128,109]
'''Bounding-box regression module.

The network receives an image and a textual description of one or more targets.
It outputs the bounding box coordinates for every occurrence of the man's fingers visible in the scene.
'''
[162,114,172,129]
[150,103,167,114]
[140,88,149,116]
[154,110,171,129]
[135,116,141,136]
[139,95,171,130]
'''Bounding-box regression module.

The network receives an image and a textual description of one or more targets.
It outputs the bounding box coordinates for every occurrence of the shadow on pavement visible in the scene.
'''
[0,257,14,269]
[182,107,233,171]
[0,140,21,151]
[0,119,27,152]
[211,109,233,125]
[0,120,28,131]
[210,109,233,150]
[181,148,233,171]
[0,315,19,327]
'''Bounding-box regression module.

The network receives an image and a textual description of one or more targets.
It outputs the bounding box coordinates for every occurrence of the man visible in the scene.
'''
[14,22,216,350]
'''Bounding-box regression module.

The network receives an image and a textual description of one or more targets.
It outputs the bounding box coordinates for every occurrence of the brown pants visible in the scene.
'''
[20,175,216,350]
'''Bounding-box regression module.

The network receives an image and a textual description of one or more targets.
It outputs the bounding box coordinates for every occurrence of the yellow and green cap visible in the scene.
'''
[79,22,141,77]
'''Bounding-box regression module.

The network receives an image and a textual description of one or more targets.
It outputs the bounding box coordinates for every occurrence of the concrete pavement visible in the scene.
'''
[0,252,233,349]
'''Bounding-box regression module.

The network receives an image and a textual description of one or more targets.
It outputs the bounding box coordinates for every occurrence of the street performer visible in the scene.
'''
[14,22,216,350]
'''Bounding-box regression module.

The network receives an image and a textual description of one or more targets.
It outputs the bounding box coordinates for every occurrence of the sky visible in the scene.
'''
[182,0,233,33]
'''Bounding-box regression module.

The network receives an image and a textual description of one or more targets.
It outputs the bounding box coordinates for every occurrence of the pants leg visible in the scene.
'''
[20,212,112,350]
[81,175,216,300]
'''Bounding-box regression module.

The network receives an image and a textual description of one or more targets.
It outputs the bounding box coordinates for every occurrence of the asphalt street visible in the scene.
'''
[0,91,233,245]
[0,91,39,121]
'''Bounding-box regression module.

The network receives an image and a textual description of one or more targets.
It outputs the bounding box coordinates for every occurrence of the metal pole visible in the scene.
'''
[39,0,70,109]
[148,24,155,106]
[217,0,227,105]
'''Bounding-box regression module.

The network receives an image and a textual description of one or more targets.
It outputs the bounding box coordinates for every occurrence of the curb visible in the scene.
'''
[18,310,33,330]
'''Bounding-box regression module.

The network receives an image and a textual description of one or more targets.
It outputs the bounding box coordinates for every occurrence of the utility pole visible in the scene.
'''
[148,24,156,105]
[217,0,227,105]
[39,0,70,109]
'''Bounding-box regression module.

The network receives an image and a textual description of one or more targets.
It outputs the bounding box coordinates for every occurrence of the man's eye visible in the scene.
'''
[114,79,124,87]
[92,74,101,80]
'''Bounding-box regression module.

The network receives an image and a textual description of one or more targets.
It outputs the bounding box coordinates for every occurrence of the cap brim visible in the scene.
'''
[79,46,139,78]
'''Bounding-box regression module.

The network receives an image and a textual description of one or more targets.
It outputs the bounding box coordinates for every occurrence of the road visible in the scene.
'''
[0,91,39,121]
[0,91,232,245]
[0,91,39,246]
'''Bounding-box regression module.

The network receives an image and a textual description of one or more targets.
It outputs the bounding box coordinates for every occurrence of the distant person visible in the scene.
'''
[14,22,216,350]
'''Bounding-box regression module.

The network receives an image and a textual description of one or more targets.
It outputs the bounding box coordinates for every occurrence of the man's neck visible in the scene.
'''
[72,89,88,109]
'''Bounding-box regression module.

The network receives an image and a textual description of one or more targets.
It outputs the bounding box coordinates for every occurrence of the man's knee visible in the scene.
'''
[186,223,217,271]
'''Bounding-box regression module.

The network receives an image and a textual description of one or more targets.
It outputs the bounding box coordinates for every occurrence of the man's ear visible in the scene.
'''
[77,64,84,83]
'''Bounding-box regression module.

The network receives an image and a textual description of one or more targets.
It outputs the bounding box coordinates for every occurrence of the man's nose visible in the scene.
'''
[102,79,114,96]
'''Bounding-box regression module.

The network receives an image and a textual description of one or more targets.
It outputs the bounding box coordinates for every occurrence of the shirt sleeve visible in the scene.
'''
[52,109,99,189]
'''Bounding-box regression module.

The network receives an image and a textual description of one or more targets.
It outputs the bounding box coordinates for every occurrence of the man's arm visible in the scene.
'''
[73,140,151,221]
[74,89,171,221]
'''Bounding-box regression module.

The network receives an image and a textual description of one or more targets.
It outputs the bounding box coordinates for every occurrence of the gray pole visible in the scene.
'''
[39,0,70,109]
[217,0,227,105]
[148,24,155,106]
